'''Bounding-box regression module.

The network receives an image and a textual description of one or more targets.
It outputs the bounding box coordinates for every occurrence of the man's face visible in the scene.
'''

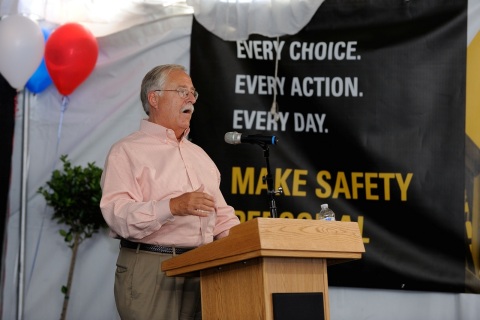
[150,69,197,138]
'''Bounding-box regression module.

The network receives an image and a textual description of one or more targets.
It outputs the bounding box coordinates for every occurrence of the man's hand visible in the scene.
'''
[169,185,214,217]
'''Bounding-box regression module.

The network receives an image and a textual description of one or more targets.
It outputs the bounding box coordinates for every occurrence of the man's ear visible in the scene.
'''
[148,91,159,109]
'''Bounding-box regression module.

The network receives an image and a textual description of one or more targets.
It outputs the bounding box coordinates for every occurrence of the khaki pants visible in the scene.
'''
[114,247,201,320]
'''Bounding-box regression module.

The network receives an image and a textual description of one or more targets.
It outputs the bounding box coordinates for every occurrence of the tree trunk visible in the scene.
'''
[60,232,81,320]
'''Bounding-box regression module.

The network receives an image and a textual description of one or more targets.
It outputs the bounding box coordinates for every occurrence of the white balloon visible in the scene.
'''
[0,14,45,90]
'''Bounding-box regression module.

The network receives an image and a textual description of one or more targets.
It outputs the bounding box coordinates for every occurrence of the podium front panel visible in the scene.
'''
[199,257,329,320]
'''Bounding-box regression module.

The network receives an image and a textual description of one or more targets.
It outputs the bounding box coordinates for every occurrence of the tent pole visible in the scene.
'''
[17,89,29,320]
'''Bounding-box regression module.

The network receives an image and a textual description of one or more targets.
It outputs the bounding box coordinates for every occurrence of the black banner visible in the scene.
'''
[190,0,469,292]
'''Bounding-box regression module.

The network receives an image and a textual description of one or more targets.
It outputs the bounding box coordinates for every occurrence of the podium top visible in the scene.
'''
[162,218,365,277]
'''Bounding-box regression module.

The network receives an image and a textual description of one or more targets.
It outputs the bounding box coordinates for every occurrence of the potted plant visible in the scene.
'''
[38,154,107,320]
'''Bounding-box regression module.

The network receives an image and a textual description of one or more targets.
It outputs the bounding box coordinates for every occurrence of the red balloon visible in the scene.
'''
[45,23,98,96]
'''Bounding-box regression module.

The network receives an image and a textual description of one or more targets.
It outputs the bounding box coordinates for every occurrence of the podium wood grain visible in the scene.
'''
[162,218,365,320]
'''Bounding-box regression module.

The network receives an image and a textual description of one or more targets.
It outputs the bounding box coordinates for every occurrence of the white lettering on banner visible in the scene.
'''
[232,109,289,131]
[236,40,286,60]
[235,74,285,95]
[294,113,326,133]
[231,109,328,134]
[289,41,359,61]
[291,76,361,97]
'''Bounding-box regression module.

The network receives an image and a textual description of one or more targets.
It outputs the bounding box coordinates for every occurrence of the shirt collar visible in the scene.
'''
[140,119,190,142]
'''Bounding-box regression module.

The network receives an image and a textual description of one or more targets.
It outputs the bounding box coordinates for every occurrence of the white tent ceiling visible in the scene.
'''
[0,0,323,39]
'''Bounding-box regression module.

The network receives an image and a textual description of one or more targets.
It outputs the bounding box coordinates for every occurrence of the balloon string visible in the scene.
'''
[55,95,69,159]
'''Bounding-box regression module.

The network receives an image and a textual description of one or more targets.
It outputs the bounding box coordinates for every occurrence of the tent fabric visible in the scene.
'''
[0,0,323,39]
[187,0,324,41]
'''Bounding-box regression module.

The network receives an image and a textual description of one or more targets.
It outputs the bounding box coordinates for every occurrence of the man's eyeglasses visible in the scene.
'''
[155,88,199,100]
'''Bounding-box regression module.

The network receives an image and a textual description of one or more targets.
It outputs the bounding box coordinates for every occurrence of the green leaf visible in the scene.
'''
[61,285,68,294]
[38,154,108,246]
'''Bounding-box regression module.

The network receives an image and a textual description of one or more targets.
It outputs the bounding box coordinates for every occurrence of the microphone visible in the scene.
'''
[224,132,278,145]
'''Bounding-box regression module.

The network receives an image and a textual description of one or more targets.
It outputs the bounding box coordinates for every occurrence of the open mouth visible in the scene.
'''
[181,105,194,114]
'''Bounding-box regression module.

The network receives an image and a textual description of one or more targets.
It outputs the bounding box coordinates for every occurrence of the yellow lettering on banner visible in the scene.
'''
[357,216,370,243]
[232,167,413,201]
[235,210,245,222]
[365,172,379,200]
[292,169,308,196]
[316,170,332,197]
[255,167,268,195]
[247,210,271,220]
[232,167,308,196]
[316,170,413,201]
[397,173,413,201]
[279,211,295,219]
[340,215,370,244]
[231,167,255,194]
[276,168,292,195]
[332,172,352,198]
[379,173,395,200]
[351,172,364,199]
[235,210,271,222]
[296,212,312,219]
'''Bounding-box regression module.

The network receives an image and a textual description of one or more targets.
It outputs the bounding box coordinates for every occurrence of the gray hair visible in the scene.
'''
[140,64,187,114]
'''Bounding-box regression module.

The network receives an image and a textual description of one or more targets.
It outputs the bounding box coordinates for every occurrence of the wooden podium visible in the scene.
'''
[162,218,365,320]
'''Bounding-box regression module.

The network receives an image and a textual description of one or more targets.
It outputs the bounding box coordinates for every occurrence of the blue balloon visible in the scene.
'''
[26,28,52,94]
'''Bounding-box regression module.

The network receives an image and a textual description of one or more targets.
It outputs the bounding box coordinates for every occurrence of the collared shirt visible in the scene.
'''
[100,119,240,248]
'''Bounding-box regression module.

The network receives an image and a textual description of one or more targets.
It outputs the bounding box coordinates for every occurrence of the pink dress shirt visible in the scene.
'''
[100,120,240,248]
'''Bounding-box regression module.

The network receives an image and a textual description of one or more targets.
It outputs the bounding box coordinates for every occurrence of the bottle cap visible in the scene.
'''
[321,204,328,209]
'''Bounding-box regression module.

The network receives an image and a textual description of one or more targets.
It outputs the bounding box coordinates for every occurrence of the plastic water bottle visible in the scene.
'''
[318,203,336,221]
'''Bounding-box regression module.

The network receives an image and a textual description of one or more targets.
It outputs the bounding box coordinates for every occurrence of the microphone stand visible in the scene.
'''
[259,143,283,218]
